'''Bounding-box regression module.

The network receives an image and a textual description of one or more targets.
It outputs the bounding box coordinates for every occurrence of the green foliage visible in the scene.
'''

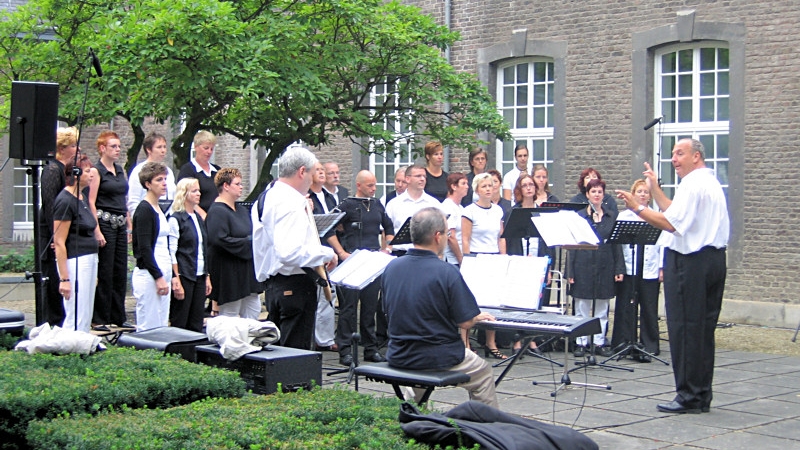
[0,0,510,195]
[27,387,431,449]
[0,247,35,273]
[0,330,26,351]
[0,347,245,448]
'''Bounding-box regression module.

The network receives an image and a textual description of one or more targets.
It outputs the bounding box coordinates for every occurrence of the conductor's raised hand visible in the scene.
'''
[615,189,637,210]
[643,162,658,189]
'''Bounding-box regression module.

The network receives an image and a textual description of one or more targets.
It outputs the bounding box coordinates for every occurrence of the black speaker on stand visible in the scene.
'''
[8,81,59,325]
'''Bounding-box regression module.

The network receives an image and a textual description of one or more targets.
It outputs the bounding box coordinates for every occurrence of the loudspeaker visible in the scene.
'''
[9,81,59,160]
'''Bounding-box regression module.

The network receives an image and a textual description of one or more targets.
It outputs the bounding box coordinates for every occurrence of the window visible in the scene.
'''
[654,45,729,198]
[496,59,555,177]
[368,79,415,200]
[13,164,34,240]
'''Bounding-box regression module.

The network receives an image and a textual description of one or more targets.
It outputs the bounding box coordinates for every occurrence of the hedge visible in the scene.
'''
[0,347,245,449]
[27,387,435,450]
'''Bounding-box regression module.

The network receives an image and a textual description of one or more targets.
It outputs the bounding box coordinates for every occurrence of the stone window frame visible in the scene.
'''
[632,11,745,267]
[477,30,567,198]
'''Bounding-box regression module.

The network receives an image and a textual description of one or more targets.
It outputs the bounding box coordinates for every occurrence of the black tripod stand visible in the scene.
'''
[602,220,669,365]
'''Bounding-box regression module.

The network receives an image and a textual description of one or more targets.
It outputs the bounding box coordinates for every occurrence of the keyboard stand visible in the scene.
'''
[532,336,611,396]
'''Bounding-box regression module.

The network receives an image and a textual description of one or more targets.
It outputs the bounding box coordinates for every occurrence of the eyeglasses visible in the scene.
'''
[520,183,535,189]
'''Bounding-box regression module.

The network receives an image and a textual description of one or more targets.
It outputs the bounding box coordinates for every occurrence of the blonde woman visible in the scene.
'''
[177,130,220,219]
[168,178,212,332]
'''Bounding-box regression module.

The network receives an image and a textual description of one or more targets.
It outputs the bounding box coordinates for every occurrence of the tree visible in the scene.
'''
[0,0,510,196]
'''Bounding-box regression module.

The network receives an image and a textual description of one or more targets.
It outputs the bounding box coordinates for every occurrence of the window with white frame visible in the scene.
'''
[13,164,34,240]
[368,80,415,200]
[496,59,555,177]
[654,45,729,199]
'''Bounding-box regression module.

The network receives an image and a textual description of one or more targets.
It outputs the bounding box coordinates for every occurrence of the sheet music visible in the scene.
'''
[328,249,395,289]
[531,210,599,247]
[460,254,549,309]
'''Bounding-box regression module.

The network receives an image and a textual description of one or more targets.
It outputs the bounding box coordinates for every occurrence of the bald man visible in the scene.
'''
[328,170,395,366]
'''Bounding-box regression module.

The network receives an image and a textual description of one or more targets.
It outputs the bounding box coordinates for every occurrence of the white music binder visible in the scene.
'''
[460,254,550,310]
[328,249,395,290]
[531,210,599,248]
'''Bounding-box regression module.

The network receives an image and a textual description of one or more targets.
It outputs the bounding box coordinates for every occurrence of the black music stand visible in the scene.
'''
[497,208,562,367]
[314,212,346,238]
[388,217,411,246]
[603,220,669,365]
[540,201,586,211]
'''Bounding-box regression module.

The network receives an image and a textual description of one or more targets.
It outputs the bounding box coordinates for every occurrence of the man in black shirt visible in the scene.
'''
[328,170,394,366]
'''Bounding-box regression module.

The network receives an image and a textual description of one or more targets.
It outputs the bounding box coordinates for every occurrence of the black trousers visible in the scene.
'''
[41,246,65,326]
[336,278,380,358]
[664,247,726,408]
[170,274,207,332]
[611,275,661,353]
[265,274,317,350]
[93,221,128,326]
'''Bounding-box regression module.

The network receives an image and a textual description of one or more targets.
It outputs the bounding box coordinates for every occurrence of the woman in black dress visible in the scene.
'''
[206,168,263,319]
[168,178,212,332]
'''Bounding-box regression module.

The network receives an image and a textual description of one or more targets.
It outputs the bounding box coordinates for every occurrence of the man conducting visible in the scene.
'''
[381,207,499,407]
[328,170,394,366]
[616,138,729,414]
[253,147,337,350]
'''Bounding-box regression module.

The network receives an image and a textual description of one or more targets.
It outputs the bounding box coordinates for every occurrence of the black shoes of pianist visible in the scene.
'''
[339,352,386,366]
[657,400,710,414]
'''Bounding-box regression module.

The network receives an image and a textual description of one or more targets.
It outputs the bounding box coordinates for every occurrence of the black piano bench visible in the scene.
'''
[353,362,470,405]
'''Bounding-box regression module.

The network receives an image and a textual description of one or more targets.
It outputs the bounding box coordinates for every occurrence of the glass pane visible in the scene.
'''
[14,206,26,220]
[700,73,715,96]
[662,100,676,123]
[678,99,692,122]
[503,140,514,161]
[715,160,728,185]
[700,48,716,70]
[717,134,729,158]
[516,63,528,83]
[661,52,676,73]
[661,135,676,154]
[546,107,553,128]
[503,66,514,84]
[547,84,553,104]
[717,72,729,95]
[532,140,545,161]
[660,163,675,185]
[717,98,729,120]
[517,108,528,128]
[700,98,715,121]
[699,135,714,154]
[533,107,544,128]
[376,167,385,184]
[718,48,729,69]
[533,84,545,105]
[662,75,676,97]
[534,63,546,82]
[14,188,27,204]
[663,186,675,200]
[547,62,554,79]
[503,87,514,107]
[678,74,693,97]
[13,168,27,184]
[503,109,514,126]
[517,85,528,106]
[678,49,693,72]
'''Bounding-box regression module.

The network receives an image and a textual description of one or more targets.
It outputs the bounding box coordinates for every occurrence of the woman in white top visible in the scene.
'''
[611,179,663,362]
[441,172,468,265]
[462,173,507,359]
[127,132,177,218]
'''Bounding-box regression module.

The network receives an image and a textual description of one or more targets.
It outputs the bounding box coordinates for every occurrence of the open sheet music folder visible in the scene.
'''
[531,209,600,248]
[328,249,395,290]
[459,254,549,310]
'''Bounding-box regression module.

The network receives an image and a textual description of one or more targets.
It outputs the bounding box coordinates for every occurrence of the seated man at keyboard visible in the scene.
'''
[381,207,499,407]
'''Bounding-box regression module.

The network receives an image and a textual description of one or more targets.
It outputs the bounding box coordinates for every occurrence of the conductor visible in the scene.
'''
[616,138,729,414]
[381,207,499,407]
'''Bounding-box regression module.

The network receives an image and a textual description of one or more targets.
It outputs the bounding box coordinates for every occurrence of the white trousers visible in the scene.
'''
[314,286,336,347]
[574,297,609,347]
[132,260,171,331]
[59,253,98,333]
[218,293,262,320]
[404,348,499,408]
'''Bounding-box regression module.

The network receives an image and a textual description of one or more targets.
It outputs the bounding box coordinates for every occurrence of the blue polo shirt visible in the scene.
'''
[382,248,480,370]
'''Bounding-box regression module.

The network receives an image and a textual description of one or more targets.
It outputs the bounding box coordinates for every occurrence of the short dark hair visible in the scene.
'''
[585,178,606,193]
[214,168,242,192]
[446,172,466,194]
[410,207,447,246]
[63,155,92,187]
[468,148,488,170]
[143,132,167,156]
[138,161,168,189]
[577,167,602,194]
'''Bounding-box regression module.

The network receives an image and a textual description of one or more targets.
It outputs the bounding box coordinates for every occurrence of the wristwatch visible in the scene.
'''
[635,205,645,214]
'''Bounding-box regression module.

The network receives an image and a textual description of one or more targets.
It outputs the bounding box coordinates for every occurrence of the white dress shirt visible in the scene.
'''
[384,190,444,252]
[252,180,334,281]
[657,168,729,254]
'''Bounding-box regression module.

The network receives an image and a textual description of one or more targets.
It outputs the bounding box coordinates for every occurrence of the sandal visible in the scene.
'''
[484,347,507,360]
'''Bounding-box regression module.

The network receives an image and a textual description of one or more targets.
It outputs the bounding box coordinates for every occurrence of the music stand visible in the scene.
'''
[603,220,669,365]
[540,201,586,211]
[314,212,346,238]
[388,217,411,246]
[497,208,562,367]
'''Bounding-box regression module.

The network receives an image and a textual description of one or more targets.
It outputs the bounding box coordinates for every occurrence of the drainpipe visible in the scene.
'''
[443,0,451,171]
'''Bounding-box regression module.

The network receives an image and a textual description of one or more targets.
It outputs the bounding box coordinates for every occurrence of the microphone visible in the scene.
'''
[643,116,663,131]
[89,48,103,77]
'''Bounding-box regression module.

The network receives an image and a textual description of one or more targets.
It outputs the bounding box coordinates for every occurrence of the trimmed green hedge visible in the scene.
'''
[28,387,430,449]
[0,330,25,351]
[0,347,245,449]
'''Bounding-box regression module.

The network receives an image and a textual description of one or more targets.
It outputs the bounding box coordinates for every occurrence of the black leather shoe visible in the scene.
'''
[638,354,652,363]
[597,346,613,357]
[526,347,544,357]
[573,346,586,358]
[364,352,386,363]
[339,354,353,367]
[657,401,702,414]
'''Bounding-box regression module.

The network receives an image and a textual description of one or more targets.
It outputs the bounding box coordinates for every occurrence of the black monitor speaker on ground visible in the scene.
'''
[9,81,59,161]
